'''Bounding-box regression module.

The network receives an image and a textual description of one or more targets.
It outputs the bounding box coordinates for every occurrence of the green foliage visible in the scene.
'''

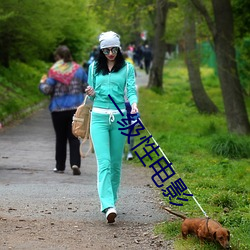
[92,0,155,45]
[165,0,213,45]
[210,134,250,159]
[0,0,100,66]
[232,0,250,39]
[165,1,184,44]
[201,121,217,136]
[210,191,238,210]
[0,60,49,122]
[236,37,250,95]
[233,0,250,102]
[135,58,250,249]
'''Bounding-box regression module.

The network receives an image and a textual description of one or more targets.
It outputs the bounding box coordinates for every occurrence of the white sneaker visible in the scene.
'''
[127,152,133,160]
[105,207,117,223]
[53,168,64,173]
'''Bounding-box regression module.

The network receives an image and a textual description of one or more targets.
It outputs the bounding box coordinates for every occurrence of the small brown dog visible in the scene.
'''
[162,207,231,249]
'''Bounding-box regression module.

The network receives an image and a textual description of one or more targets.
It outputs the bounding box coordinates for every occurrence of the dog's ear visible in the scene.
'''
[227,230,230,240]
[213,231,217,240]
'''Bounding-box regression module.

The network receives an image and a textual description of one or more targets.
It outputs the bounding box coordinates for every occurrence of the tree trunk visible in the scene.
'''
[191,0,250,134]
[184,4,218,114]
[147,0,169,89]
[212,0,250,134]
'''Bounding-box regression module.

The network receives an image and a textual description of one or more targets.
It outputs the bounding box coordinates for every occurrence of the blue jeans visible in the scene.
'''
[90,111,126,212]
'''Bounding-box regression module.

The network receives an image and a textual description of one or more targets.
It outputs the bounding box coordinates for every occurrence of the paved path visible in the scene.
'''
[135,68,149,88]
[0,71,173,249]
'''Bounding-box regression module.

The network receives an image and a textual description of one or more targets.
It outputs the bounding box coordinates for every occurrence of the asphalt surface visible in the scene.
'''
[0,106,167,223]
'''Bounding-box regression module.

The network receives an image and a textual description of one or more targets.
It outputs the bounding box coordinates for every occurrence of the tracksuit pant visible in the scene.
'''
[90,111,126,212]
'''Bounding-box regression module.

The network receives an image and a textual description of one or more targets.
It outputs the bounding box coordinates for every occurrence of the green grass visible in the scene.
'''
[0,60,50,123]
[133,58,250,250]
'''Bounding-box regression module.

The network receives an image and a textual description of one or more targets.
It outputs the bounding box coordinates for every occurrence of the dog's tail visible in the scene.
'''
[161,206,187,220]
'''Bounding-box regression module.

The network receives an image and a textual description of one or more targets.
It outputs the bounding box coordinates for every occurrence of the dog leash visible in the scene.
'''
[138,117,209,218]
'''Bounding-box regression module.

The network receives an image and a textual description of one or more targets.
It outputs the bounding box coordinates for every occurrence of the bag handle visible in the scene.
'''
[79,117,93,158]
[79,137,94,158]
[83,94,88,105]
[79,97,93,158]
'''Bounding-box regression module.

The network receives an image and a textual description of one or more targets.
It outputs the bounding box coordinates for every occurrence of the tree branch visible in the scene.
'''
[190,0,216,37]
[167,1,178,9]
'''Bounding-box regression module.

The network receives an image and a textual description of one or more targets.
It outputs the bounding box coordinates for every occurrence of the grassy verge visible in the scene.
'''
[133,58,250,250]
[0,60,50,125]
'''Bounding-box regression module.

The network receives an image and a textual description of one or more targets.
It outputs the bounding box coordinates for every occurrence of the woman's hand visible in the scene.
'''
[85,86,96,97]
[40,74,47,83]
[131,103,138,114]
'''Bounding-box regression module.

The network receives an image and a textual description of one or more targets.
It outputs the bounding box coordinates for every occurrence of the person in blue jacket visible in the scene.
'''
[39,45,88,176]
[86,31,138,223]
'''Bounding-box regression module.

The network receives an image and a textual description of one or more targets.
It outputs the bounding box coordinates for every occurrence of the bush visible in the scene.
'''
[0,60,49,123]
[210,134,250,159]
[210,191,237,209]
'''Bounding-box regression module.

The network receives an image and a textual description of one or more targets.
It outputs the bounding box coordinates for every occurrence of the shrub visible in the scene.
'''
[210,134,250,158]
[210,192,237,209]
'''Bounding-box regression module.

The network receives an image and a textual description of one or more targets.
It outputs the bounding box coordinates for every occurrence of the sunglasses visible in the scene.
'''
[102,47,119,55]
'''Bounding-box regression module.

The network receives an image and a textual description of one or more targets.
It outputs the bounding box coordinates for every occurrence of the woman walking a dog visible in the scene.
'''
[85,31,138,223]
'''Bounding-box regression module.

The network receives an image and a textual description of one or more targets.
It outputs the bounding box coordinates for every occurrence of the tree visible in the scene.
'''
[0,0,98,66]
[91,0,155,48]
[191,0,250,134]
[184,1,218,114]
[148,0,177,89]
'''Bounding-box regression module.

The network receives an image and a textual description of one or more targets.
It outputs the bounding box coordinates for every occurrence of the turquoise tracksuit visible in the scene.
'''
[88,62,137,212]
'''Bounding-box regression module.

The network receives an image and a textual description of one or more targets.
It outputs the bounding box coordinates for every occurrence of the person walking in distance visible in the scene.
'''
[85,31,138,223]
[143,44,152,74]
[39,45,88,175]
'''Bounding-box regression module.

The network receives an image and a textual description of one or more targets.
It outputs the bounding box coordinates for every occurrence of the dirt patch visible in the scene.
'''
[0,215,174,250]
